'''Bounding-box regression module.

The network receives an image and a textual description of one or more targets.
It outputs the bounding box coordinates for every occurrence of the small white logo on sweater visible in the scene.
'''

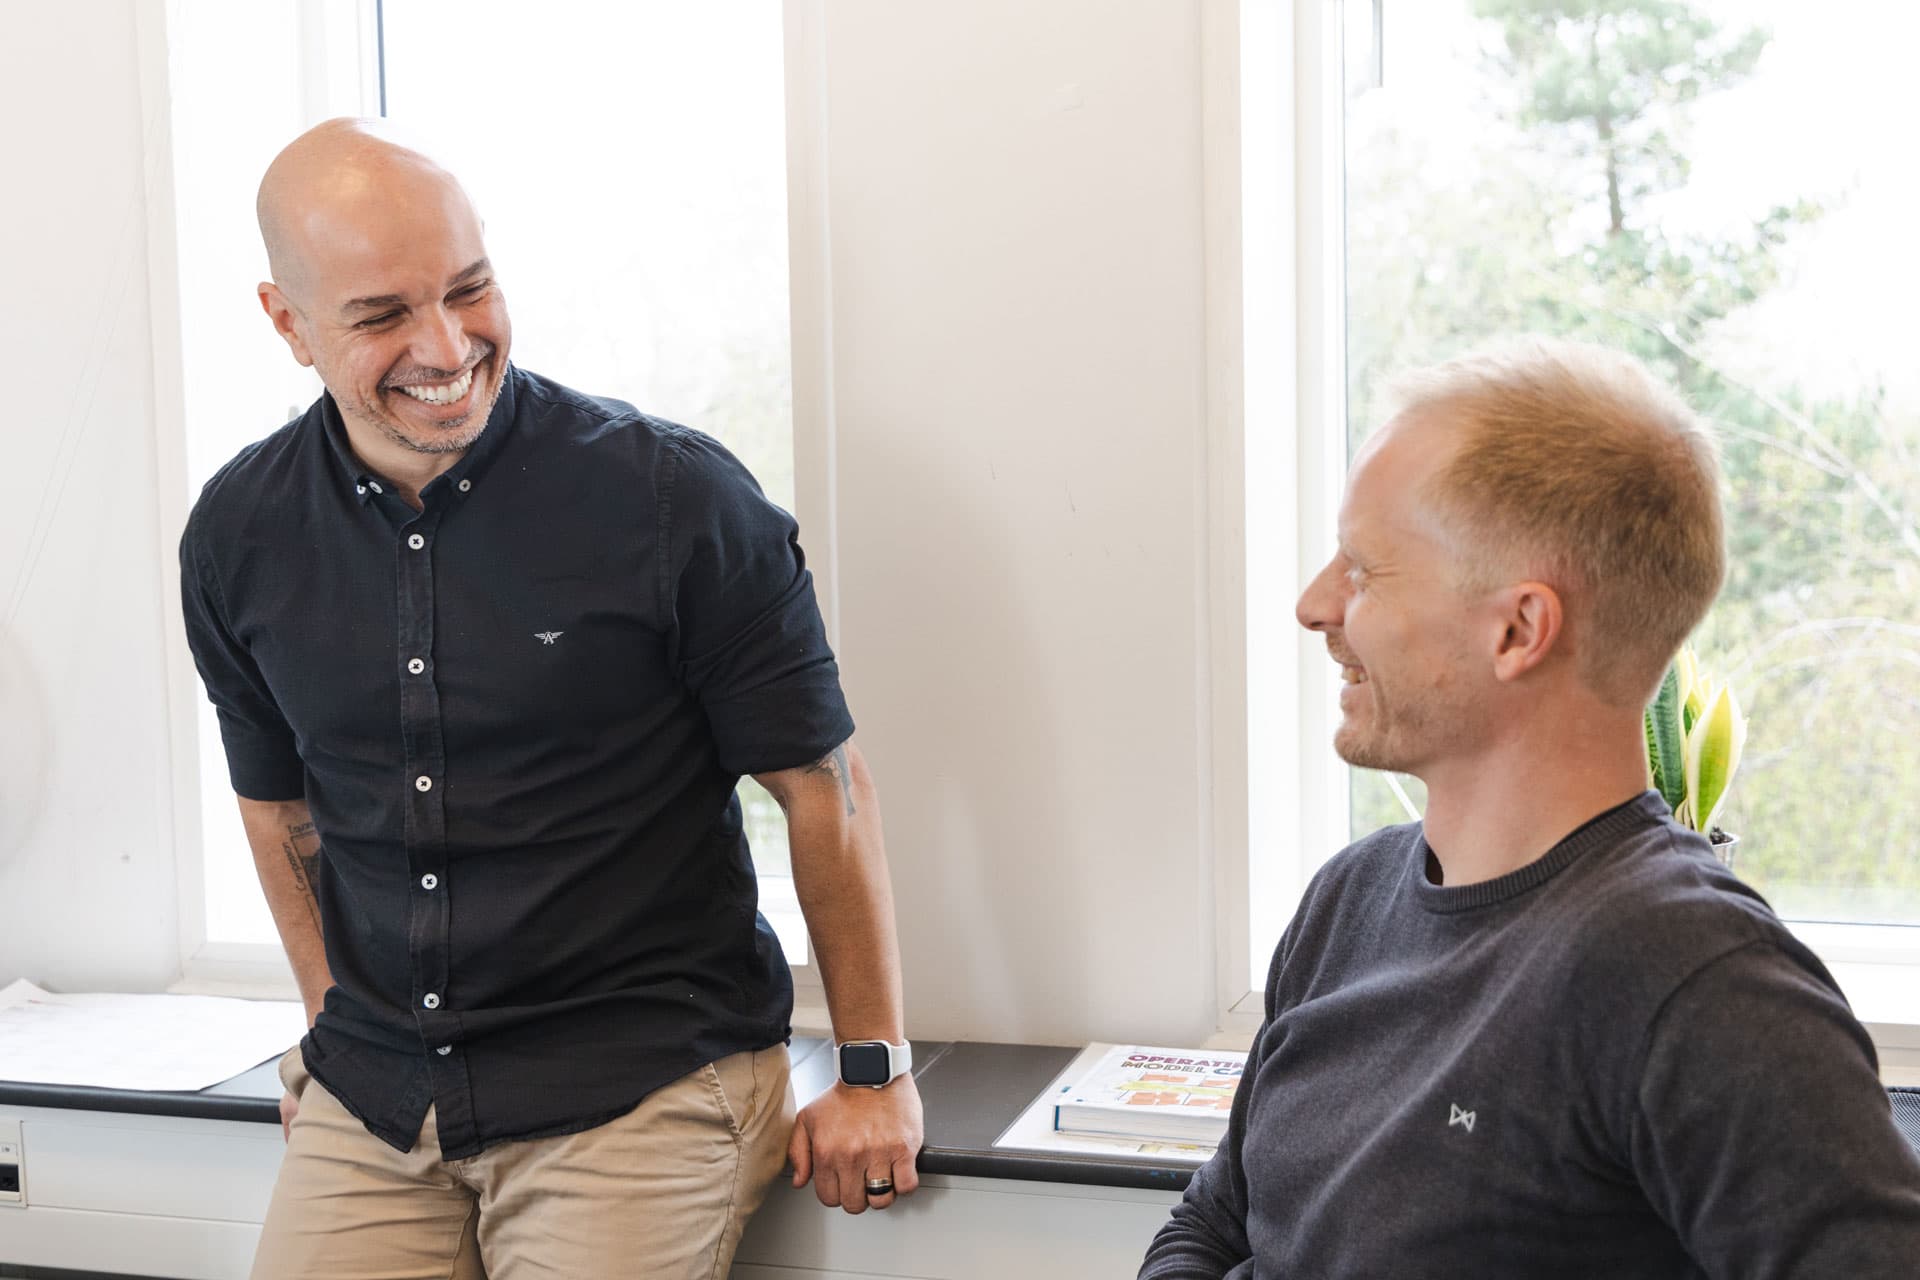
[1448,1103,1477,1134]
[535,631,565,645]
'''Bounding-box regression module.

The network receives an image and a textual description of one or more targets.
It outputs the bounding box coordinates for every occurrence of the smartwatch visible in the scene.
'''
[836,1039,913,1089]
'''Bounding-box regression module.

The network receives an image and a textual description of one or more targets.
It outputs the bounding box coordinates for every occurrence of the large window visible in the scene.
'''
[166,1,808,969]
[1342,0,1920,932]
[380,0,803,947]
[1241,0,1920,1003]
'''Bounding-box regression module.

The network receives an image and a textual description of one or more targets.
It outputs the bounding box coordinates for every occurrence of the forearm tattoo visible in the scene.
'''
[807,743,857,817]
[283,821,324,933]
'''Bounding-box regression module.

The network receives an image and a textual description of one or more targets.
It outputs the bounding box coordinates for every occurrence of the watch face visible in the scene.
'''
[839,1042,892,1087]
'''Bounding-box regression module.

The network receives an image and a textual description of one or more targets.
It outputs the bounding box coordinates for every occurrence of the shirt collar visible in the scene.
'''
[319,363,524,508]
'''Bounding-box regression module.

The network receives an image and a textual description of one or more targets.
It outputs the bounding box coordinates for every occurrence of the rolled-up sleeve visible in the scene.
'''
[179,509,304,801]
[657,430,854,776]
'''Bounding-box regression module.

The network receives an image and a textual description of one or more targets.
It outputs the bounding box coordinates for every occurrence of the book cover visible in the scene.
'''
[1052,1044,1246,1145]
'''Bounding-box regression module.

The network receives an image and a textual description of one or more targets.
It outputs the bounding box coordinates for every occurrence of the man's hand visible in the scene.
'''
[788,1075,925,1214]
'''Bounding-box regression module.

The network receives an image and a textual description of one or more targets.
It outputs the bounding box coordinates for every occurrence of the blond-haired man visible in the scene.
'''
[1141,340,1920,1278]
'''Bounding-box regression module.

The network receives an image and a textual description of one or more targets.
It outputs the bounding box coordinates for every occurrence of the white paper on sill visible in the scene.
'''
[0,979,306,1092]
[991,1041,1218,1165]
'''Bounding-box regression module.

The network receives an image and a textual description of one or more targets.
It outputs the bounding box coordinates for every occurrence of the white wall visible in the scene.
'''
[812,1,1221,1045]
[0,0,185,992]
[0,0,1230,1046]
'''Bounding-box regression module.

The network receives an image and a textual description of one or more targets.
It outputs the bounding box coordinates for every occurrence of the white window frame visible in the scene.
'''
[149,1,836,1016]
[145,0,384,999]
[1207,0,1350,1040]
[781,0,837,1025]
[1214,0,1920,1077]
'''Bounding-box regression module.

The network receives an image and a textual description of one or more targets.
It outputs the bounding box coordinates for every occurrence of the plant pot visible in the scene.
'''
[1709,830,1739,868]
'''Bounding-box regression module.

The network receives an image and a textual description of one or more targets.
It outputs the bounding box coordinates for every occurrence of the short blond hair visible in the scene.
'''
[1386,338,1725,706]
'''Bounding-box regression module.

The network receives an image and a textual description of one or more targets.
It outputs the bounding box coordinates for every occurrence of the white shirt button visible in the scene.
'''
[407,533,425,550]
[422,993,440,1009]
[458,479,472,493]
[415,775,433,792]
[355,484,367,496]
[421,874,438,890]
[407,658,425,675]
[368,481,384,494]
[436,1045,452,1056]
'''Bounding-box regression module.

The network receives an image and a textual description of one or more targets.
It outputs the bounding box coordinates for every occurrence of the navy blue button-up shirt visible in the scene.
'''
[180,366,852,1157]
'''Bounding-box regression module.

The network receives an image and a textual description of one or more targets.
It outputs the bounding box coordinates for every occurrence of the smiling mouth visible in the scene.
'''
[392,365,476,406]
[1330,651,1369,685]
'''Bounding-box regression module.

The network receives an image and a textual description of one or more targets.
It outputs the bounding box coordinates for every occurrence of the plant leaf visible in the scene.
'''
[1680,645,1706,735]
[1645,661,1687,813]
[1684,680,1747,835]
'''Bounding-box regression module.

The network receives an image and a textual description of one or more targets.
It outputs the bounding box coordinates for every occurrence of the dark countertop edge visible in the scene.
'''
[0,1037,1203,1194]
[0,1079,1197,1191]
[0,1082,281,1126]
[921,1147,1197,1192]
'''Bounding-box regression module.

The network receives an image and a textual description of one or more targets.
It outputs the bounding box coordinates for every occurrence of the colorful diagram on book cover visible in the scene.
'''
[1117,1071,1238,1110]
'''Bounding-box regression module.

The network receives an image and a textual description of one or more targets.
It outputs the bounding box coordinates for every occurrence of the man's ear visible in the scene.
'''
[1491,581,1563,683]
[258,282,315,368]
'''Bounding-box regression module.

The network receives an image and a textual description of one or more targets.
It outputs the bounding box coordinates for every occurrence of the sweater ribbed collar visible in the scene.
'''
[1411,791,1672,914]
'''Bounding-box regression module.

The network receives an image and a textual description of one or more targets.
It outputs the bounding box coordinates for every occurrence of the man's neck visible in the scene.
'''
[1417,710,1650,887]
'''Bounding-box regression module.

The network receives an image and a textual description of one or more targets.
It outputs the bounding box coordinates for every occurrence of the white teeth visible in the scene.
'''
[396,368,474,405]
[1341,667,1367,684]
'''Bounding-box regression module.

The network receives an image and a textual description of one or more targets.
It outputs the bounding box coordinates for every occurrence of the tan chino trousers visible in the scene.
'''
[250,1044,794,1279]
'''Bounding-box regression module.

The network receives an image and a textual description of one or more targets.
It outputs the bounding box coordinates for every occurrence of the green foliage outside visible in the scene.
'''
[1345,0,1920,924]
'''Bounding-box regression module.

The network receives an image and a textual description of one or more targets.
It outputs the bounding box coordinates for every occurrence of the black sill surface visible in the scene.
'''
[0,1038,1200,1193]
[7,1048,1915,1194]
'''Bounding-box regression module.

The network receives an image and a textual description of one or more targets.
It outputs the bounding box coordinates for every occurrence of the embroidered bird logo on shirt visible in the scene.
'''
[534,631,565,645]
[1448,1103,1477,1134]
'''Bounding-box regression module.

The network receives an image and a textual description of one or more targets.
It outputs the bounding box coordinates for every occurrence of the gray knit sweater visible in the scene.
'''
[1140,792,1920,1278]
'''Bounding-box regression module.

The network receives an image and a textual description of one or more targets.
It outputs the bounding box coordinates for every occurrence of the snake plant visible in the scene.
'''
[1644,644,1747,837]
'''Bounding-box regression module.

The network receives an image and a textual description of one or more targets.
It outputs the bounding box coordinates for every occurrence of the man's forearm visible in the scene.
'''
[776,744,905,1042]
[235,795,335,1024]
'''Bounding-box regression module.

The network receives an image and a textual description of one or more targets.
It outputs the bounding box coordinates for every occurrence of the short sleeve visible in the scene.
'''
[178,510,305,801]
[657,431,854,776]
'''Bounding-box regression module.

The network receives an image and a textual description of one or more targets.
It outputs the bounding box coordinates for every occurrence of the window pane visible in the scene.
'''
[1344,1,1920,926]
[380,2,794,508]
[171,1,332,947]
[382,2,804,954]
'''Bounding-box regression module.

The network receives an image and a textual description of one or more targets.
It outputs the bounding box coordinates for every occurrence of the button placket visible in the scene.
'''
[397,507,457,1118]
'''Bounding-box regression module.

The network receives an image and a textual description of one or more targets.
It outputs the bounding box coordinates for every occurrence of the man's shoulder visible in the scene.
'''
[515,367,644,429]
[1543,820,1812,1011]
[185,413,313,538]
[1311,820,1424,899]
[513,368,692,444]
[1280,822,1423,943]
[512,368,740,477]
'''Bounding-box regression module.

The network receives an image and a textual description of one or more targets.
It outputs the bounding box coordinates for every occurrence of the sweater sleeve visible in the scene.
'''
[1629,940,1920,1277]
[1138,918,1303,1280]
[1135,1025,1260,1280]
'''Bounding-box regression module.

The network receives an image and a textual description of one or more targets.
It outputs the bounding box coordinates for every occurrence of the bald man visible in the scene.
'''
[180,119,921,1279]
